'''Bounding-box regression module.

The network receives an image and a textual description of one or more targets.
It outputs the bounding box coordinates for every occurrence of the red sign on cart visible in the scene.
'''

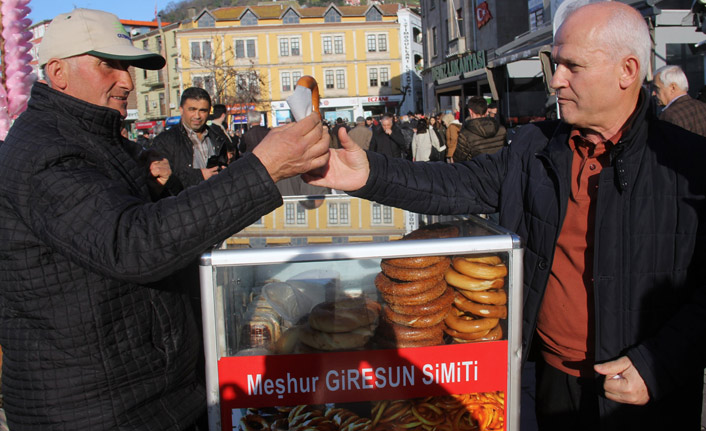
[219,342,507,430]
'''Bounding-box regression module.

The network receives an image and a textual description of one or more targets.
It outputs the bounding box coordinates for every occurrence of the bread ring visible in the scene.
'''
[443,324,493,340]
[375,272,443,297]
[378,336,444,349]
[308,297,380,333]
[453,294,507,319]
[299,326,373,351]
[460,254,503,265]
[458,288,507,305]
[381,258,450,281]
[383,305,449,328]
[382,255,447,269]
[295,75,319,113]
[445,268,505,291]
[379,279,447,306]
[387,286,455,316]
[445,308,499,333]
[449,324,503,343]
[402,224,459,240]
[240,414,269,431]
[452,257,507,280]
[378,319,445,342]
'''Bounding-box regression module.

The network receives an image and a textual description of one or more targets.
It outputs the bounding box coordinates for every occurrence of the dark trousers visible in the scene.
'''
[535,360,599,431]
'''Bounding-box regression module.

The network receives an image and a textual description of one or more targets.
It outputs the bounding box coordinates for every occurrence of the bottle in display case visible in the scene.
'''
[200,217,522,431]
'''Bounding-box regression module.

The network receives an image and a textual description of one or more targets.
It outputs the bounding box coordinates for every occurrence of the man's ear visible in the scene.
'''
[619,55,640,90]
[44,59,69,90]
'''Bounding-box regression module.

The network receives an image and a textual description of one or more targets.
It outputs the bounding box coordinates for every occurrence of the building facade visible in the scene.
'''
[132,21,182,134]
[176,3,422,127]
[421,0,705,124]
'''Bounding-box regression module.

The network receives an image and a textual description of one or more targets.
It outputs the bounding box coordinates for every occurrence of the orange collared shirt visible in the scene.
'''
[536,129,618,377]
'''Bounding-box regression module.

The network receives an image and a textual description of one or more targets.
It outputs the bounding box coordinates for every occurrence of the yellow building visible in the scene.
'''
[177,3,422,126]
[132,21,183,132]
[226,196,410,248]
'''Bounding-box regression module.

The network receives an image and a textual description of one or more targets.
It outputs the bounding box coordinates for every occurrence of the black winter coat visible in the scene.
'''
[152,122,229,188]
[453,117,506,162]
[353,91,706,430]
[369,124,407,158]
[0,83,282,430]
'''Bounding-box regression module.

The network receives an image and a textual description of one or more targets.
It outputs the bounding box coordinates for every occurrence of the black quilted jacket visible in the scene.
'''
[353,90,706,429]
[151,122,229,188]
[0,83,282,430]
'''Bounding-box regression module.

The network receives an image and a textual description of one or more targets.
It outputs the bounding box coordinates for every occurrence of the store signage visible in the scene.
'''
[431,50,486,82]
[367,96,389,102]
[135,121,157,129]
[218,342,507,430]
[476,1,493,28]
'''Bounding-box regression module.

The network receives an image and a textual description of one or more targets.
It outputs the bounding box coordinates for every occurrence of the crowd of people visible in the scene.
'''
[2,2,706,431]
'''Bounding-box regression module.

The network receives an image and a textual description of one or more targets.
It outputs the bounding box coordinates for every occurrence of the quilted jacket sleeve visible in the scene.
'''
[26,146,281,284]
[352,149,508,216]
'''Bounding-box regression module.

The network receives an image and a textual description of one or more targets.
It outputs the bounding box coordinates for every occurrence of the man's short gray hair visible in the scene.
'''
[247,110,262,125]
[654,65,689,92]
[556,1,652,82]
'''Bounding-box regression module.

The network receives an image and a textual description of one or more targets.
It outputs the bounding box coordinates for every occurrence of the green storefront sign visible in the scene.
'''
[431,51,487,82]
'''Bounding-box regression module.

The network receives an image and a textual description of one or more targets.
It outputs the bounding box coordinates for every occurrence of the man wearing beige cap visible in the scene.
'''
[0,8,328,431]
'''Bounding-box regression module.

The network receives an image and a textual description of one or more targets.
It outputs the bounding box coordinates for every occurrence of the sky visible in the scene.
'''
[28,0,163,23]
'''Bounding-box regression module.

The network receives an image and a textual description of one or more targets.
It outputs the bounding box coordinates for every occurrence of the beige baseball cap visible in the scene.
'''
[38,8,165,70]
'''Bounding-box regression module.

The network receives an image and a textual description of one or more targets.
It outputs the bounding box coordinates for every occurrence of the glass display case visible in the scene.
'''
[200,216,523,431]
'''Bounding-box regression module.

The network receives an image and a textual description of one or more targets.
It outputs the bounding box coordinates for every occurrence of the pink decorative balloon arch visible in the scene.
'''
[0,0,34,140]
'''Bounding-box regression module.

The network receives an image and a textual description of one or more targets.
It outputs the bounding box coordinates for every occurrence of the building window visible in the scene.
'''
[279,37,301,56]
[285,202,306,225]
[432,27,438,57]
[283,9,300,24]
[366,8,382,22]
[457,8,465,38]
[286,202,307,225]
[198,14,215,27]
[367,33,387,52]
[281,70,302,92]
[251,217,264,226]
[336,69,345,89]
[144,95,149,111]
[369,68,378,87]
[282,73,292,92]
[371,204,393,225]
[190,40,212,61]
[377,34,387,52]
[241,10,258,26]
[235,38,256,58]
[324,8,341,23]
[328,202,350,225]
[236,71,259,93]
[325,70,334,89]
[380,68,389,87]
[334,35,344,54]
[323,36,333,54]
[192,75,215,96]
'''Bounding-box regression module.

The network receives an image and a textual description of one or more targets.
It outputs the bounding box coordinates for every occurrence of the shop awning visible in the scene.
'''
[135,121,158,130]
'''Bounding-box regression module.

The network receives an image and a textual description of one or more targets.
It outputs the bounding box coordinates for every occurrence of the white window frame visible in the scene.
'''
[234,37,257,59]
[371,203,393,225]
[322,34,345,55]
[279,36,302,57]
[191,73,215,95]
[323,68,346,90]
[366,32,388,52]
[190,39,212,62]
[285,202,307,226]
[280,70,302,92]
[327,201,351,226]
[367,66,389,87]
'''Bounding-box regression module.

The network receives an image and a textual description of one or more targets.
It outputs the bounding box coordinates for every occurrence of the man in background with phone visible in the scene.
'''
[152,87,230,188]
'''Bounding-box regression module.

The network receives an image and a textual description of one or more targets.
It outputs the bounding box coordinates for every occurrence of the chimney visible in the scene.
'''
[187,7,197,18]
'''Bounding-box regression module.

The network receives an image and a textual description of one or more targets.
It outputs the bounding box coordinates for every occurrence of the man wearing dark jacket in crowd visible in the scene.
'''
[209,103,239,161]
[0,9,329,431]
[369,113,407,158]
[241,110,270,153]
[152,87,229,188]
[453,96,506,162]
[308,3,706,430]
[397,114,415,161]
